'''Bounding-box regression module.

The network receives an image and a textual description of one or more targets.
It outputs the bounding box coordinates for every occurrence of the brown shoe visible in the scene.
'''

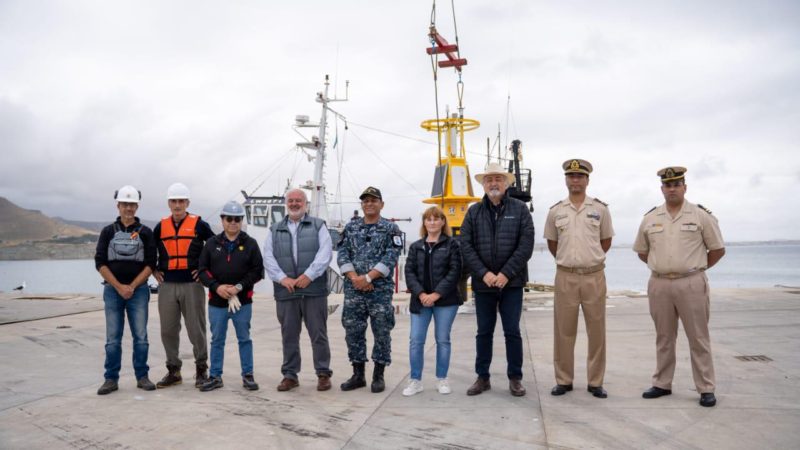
[467,377,491,396]
[509,379,526,397]
[277,377,299,392]
[317,375,332,391]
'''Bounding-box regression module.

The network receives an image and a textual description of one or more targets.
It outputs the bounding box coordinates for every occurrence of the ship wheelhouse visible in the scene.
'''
[241,193,285,230]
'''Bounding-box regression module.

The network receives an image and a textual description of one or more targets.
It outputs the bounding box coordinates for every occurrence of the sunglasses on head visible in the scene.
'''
[222,216,242,223]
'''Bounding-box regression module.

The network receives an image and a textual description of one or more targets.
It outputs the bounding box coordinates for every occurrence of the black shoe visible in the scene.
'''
[242,374,259,391]
[137,377,156,391]
[200,376,223,392]
[195,363,209,388]
[97,379,118,395]
[371,363,385,393]
[642,386,672,399]
[467,377,491,396]
[699,392,717,407]
[551,384,573,396]
[587,385,608,399]
[341,363,367,391]
[156,366,182,388]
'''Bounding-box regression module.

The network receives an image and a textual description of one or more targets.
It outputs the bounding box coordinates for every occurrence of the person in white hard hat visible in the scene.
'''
[94,185,158,395]
[198,201,264,392]
[152,183,215,389]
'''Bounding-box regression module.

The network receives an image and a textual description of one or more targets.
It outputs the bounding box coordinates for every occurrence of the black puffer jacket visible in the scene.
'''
[459,195,535,292]
[405,235,463,314]
[198,231,264,308]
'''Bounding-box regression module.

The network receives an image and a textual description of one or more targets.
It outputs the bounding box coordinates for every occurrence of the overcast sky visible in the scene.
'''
[1,0,798,243]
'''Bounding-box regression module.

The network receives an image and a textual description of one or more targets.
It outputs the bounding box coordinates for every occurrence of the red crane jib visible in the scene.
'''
[426,29,467,70]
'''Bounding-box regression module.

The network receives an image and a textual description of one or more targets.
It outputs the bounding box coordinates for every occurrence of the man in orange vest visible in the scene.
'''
[153,182,215,388]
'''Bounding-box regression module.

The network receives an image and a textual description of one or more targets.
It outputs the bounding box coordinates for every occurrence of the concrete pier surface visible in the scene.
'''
[1,287,798,449]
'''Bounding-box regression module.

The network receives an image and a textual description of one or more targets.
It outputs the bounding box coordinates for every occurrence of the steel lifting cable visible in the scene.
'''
[451,0,465,116]
[430,0,444,209]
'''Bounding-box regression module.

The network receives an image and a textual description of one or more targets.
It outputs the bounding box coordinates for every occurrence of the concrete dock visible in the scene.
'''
[1,287,798,449]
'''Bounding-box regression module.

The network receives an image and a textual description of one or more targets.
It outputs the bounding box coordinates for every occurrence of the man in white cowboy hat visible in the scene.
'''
[459,162,535,397]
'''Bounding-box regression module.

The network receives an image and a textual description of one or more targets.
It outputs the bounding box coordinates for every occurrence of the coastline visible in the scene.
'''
[2,240,799,261]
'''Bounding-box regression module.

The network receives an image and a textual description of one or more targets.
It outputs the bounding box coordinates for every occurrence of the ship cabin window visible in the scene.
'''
[251,205,269,227]
[271,206,285,226]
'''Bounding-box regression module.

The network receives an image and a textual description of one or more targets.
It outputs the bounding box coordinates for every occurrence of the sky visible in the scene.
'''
[1,0,799,244]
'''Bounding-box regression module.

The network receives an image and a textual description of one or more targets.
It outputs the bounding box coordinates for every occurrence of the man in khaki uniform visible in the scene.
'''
[633,166,725,408]
[544,159,614,399]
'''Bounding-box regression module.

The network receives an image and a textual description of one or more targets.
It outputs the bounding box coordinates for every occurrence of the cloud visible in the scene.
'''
[1,0,799,243]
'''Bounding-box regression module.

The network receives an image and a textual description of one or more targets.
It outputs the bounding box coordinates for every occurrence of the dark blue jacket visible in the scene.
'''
[459,195,535,292]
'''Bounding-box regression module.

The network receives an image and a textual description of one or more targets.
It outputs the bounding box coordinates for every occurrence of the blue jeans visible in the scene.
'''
[103,284,150,380]
[409,305,459,380]
[474,287,523,380]
[208,303,253,377]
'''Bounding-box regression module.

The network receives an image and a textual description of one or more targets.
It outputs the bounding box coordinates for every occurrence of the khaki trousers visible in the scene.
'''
[158,282,208,369]
[647,272,715,393]
[553,268,607,387]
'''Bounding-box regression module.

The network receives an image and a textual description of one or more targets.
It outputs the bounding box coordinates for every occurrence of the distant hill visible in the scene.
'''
[0,197,97,244]
[54,217,159,232]
[52,217,107,233]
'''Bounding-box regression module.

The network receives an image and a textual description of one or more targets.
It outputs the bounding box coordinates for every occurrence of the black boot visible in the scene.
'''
[195,363,209,388]
[340,363,366,391]
[156,365,182,388]
[371,363,385,393]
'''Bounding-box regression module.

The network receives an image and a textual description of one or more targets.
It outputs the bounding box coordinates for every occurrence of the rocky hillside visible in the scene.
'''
[0,197,97,244]
[0,197,100,260]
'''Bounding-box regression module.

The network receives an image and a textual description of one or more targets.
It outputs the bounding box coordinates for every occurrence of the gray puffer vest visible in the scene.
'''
[270,215,329,300]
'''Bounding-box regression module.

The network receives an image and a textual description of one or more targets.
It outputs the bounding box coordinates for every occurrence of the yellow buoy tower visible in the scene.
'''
[420,113,481,234]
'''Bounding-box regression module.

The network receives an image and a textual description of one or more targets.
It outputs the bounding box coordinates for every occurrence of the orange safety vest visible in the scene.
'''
[160,214,200,270]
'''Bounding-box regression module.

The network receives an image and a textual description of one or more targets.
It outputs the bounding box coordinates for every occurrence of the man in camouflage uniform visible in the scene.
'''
[337,186,403,393]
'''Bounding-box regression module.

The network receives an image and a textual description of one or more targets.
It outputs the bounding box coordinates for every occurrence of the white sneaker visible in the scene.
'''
[403,379,424,396]
[437,378,451,395]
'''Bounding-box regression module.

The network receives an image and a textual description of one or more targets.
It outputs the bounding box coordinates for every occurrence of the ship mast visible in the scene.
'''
[295,74,348,224]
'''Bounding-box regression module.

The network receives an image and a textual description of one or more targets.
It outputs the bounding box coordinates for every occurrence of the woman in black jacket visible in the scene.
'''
[403,206,462,396]
[197,201,264,392]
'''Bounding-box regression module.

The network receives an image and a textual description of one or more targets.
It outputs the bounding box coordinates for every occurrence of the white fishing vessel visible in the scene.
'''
[241,74,347,232]
[239,75,351,294]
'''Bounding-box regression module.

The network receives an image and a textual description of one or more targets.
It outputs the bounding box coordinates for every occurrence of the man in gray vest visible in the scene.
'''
[263,189,334,392]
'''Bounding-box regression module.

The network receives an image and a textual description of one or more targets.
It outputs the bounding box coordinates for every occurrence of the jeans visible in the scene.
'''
[208,303,253,377]
[409,305,459,380]
[103,284,150,380]
[474,287,523,380]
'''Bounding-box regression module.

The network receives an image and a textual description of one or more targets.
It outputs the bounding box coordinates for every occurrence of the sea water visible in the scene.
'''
[1,244,799,295]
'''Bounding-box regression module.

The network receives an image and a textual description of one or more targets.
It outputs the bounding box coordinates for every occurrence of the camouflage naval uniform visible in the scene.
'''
[337,217,403,365]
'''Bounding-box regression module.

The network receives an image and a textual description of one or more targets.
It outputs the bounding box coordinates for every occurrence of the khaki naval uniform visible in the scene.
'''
[544,197,614,387]
[633,200,724,393]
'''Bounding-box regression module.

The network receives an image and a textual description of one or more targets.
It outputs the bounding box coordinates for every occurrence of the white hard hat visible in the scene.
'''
[220,200,246,217]
[115,185,141,203]
[167,182,191,200]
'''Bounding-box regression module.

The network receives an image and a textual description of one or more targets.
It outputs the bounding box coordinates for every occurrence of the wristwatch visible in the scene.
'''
[235,283,243,292]
[364,274,373,283]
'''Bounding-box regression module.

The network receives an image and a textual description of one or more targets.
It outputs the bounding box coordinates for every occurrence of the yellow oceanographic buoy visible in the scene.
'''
[420,114,481,234]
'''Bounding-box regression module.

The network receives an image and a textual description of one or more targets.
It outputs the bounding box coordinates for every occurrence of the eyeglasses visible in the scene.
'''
[222,216,242,223]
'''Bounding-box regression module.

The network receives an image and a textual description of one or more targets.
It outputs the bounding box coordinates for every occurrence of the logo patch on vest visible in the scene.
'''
[392,235,403,247]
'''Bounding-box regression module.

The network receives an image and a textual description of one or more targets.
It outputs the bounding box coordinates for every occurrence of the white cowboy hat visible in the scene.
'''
[474,162,515,184]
